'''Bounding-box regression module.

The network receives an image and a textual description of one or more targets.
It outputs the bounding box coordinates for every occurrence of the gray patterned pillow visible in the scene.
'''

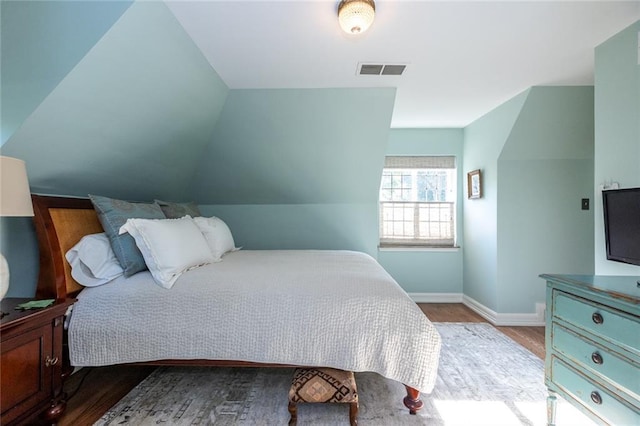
[154,199,201,219]
[89,195,166,277]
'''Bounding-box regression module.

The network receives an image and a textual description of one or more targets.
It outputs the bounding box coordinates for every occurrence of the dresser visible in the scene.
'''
[540,274,640,425]
[1,298,74,425]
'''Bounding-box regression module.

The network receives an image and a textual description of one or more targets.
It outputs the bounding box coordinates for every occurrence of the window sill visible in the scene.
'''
[378,246,460,252]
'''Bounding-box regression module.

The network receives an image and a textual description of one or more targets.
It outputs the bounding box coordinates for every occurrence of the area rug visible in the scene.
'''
[95,323,592,426]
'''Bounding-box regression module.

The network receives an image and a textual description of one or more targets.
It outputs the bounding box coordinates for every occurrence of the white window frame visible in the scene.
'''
[379,156,456,248]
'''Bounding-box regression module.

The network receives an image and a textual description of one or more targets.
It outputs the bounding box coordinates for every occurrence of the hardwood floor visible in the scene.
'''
[419,302,487,323]
[56,303,544,426]
[59,365,155,426]
[419,303,546,359]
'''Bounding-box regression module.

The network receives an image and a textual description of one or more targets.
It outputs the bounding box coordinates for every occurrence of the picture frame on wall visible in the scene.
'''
[467,169,482,199]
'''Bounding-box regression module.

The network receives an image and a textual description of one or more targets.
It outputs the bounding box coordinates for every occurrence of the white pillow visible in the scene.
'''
[193,216,239,261]
[65,233,124,287]
[119,216,214,289]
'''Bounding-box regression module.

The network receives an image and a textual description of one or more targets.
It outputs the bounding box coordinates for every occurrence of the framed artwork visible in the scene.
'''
[467,169,482,199]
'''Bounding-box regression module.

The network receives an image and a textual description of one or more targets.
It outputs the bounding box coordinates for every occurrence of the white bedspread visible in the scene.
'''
[69,250,441,392]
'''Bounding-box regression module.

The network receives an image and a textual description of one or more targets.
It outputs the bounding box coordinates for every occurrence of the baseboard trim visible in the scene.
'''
[408,293,464,303]
[462,295,545,326]
[407,293,546,326]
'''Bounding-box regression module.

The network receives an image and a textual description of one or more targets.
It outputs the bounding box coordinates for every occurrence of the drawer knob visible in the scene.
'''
[591,312,604,324]
[590,391,602,405]
[45,356,59,367]
[591,352,603,365]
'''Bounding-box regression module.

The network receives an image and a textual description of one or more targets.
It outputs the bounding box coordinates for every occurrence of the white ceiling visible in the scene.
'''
[165,1,640,128]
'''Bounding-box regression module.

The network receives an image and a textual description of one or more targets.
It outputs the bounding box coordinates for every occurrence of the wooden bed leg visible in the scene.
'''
[403,386,424,415]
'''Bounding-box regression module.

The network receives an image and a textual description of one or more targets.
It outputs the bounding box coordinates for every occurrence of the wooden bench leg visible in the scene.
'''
[349,401,359,426]
[288,402,297,425]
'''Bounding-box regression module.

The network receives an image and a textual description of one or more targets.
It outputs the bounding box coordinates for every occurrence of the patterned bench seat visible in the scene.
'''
[288,367,359,425]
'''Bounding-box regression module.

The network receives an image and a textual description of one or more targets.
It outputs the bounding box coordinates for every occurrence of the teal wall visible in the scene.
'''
[594,20,640,275]
[464,87,595,314]
[190,88,395,205]
[377,129,464,294]
[1,1,229,297]
[463,91,528,311]
[1,0,133,145]
[200,204,379,256]
[497,87,594,313]
[194,87,396,258]
[2,1,229,200]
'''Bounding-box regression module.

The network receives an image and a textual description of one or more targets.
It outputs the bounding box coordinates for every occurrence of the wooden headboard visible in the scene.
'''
[32,195,104,300]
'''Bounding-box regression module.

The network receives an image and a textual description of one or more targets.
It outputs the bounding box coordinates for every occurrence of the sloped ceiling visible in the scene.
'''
[500,86,594,161]
[0,0,133,144]
[166,0,640,128]
[1,1,229,201]
[1,0,396,206]
[3,1,635,204]
[190,88,396,204]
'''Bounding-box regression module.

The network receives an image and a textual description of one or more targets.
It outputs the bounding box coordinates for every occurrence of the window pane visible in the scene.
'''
[379,157,456,247]
[403,205,413,221]
[402,173,412,189]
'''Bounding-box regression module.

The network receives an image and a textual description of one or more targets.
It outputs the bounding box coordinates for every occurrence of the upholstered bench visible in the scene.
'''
[288,367,359,426]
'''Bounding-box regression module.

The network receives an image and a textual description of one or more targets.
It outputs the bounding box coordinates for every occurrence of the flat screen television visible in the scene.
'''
[602,187,640,266]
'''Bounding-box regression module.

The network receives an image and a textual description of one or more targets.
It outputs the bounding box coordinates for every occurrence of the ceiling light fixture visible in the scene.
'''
[338,0,375,35]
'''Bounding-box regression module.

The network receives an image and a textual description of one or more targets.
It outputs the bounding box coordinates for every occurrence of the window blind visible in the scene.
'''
[384,156,455,170]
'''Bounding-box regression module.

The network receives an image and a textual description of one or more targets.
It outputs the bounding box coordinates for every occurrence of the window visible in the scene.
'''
[379,156,456,247]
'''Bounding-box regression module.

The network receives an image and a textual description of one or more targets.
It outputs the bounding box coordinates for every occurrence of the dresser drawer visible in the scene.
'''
[552,357,640,425]
[553,291,639,355]
[552,323,640,400]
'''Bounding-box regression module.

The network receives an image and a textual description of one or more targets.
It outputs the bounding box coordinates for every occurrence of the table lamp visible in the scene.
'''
[0,156,35,303]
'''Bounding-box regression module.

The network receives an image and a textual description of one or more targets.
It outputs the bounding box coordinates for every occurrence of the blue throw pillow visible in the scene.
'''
[89,195,166,277]
[154,199,201,219]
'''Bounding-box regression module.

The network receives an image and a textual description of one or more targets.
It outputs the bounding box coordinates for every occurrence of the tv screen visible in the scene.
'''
[603,187,640,266]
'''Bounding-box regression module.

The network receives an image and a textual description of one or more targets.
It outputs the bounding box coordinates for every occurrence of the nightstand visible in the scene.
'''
[1,298,74,425]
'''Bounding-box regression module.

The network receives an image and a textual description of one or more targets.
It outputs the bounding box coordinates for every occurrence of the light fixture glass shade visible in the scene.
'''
[0,156,34,217]
[338,0,375,34]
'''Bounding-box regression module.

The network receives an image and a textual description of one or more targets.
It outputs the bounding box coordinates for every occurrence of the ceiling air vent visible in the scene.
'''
[381,65,406,75]
[358,63,407,76]
[360,64,384,75]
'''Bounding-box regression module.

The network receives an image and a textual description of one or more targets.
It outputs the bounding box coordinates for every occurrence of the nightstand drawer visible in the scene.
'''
[554,291,639,355]
[552,357,640,425]
[552,323,640,400]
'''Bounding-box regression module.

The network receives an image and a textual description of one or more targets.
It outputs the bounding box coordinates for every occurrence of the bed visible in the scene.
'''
[31,194,441,415]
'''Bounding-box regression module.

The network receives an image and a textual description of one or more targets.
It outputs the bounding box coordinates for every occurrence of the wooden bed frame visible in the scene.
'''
[31,194,425,415]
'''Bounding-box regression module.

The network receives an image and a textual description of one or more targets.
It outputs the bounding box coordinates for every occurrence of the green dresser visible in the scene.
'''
[540,274,640,425]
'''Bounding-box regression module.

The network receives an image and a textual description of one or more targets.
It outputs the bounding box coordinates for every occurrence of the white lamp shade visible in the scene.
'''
[338,0,375,34]
[0,156,34,217]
